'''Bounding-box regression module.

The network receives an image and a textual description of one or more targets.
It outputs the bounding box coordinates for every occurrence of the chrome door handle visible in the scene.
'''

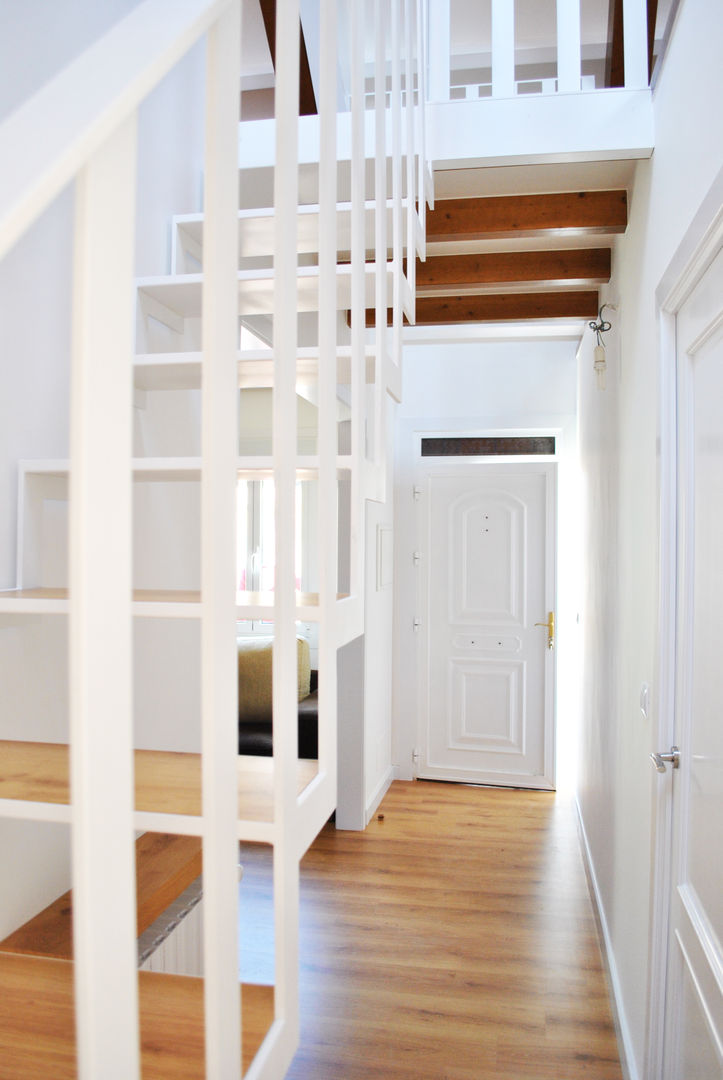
[650,746,680,773]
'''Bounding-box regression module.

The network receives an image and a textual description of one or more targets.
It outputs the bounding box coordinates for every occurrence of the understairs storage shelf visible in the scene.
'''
[0,0,428,1076]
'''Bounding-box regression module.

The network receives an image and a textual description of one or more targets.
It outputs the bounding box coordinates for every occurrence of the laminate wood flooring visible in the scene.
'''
[239,780,623,1080]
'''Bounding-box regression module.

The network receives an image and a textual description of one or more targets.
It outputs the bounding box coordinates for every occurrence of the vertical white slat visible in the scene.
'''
[69,114,139,1080]
[556,0,581,93]
[373,0,389,477]
[416,0,428,247]
[427,0,450,101]
[623,0,649,88]
[349,0,367,610]
[318,0,338,779]
[492,0,516,99]
[273,0,301,1059]
[391,0,404,371]
[201,3,242,1077]
[404,0,417,300]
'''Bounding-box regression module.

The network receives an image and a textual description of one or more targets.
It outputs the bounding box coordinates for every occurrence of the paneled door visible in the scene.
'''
[419,463,556,788]
[662,245,723,1078]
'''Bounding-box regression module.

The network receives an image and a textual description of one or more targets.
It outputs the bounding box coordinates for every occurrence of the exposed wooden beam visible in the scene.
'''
[364,291,600,327]
[426,191,628,242]
[416,248,611,290]
[259,0,317,116]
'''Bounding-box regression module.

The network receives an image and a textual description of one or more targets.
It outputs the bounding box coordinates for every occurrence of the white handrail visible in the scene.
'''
[0,0,230,261]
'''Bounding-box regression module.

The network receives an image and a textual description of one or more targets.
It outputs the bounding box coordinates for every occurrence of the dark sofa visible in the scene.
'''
[236,635,318,759]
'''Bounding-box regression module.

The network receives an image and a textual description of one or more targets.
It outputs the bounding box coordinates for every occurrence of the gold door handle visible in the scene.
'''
[534,611,555,649]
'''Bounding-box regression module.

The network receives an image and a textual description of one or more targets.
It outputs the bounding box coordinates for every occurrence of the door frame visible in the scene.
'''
[413,433,559,790]
[648,177,723,1078]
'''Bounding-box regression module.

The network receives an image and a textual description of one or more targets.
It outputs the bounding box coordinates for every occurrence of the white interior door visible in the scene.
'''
[420,463,556,788]
[663,246,723,1078]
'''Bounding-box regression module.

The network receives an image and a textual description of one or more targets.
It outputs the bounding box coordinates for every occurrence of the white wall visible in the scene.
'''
[575,0,723,1074]
[0,3,206,935]
[393,339,579,781]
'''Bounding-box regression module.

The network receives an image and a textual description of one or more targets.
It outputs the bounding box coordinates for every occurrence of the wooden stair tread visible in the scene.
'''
[0,833,202,961]
[0,952,272,1079]
[0,740,318,819]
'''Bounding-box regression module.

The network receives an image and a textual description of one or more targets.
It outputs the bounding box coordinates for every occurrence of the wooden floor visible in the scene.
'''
[240,780,623,1080]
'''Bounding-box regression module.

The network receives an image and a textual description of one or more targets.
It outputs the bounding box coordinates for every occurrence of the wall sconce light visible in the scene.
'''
[589,304,615,390]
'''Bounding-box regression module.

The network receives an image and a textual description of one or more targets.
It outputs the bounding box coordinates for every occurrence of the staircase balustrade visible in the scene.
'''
[0,0,427,1077]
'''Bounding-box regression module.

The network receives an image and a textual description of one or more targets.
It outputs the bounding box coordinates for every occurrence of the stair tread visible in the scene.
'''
[136,262,409,320]
[173,198,414,259]
[0,740,318,819]
[0,832,202,960]
[0,952,272,1079]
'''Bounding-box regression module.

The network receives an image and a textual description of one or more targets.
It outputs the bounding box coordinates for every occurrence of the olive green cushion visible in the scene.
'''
[237,636,311,723]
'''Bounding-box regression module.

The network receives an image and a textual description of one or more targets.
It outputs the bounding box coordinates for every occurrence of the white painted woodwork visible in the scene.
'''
[133,347,376,392]
[0,0,426,1073]
[556,0,582,93]
[391,0,404,376]
[135,262,406,320]
[427,0,450,101]
[373,0,389,482]
[425,89,654,169]
[491,0,516,100]
[663,246,723,1080]
[172,200,411,265]
[69,115,140,1080]
[623,0,649,89]
[0,0,230,262]
[420,464,556,788]
[200,5,242,1075]
[347,0,368,633]
[317,0,340,791]
[271,1,302,1075]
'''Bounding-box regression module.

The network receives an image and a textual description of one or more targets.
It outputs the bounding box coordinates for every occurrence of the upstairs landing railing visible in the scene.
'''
[428,0,651,102]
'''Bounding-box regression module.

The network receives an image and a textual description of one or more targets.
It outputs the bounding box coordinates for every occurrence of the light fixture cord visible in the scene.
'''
[589,304,612,348]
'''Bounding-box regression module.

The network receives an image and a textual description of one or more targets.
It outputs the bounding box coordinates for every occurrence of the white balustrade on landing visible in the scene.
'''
[426,0,652,101]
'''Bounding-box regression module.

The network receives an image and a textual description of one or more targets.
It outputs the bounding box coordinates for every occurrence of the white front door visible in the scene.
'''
[419,463,556,788]
[662,246,723,1078]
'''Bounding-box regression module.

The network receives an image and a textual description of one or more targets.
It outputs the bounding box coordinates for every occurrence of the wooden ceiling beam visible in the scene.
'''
[364,291,600,327]
[416,248,611,290]
[426,191,628,242]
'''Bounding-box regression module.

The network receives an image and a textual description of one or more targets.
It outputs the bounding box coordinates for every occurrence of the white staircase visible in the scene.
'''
[0,0,428,1077]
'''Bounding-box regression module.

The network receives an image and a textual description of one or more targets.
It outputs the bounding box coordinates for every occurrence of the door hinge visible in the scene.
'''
[412,550,422,566]
[413,485,422,501]
[412,747,420,764]
[413,616,421,632]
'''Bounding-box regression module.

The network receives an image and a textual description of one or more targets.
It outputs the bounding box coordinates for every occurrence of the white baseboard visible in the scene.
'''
[364,766,395,826]
[575,799,639,1080]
